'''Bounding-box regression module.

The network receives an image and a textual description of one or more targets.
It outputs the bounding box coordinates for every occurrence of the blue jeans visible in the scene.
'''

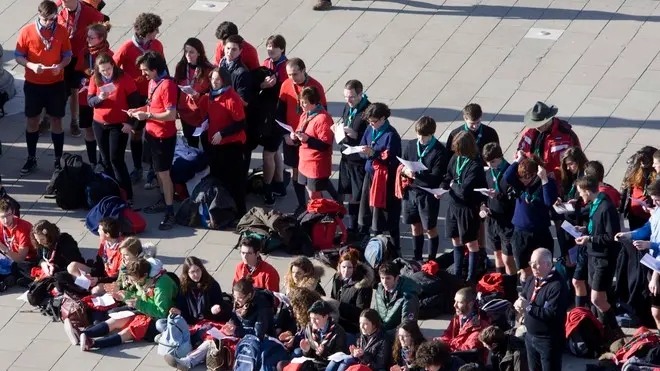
[525,333,564,371]
[326,358,357,371]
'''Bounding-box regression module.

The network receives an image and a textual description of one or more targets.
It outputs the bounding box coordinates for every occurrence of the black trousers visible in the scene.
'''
[181,120,200,149]
[93,121,133,199]
[209,141,247,217]
[525,333,564,371]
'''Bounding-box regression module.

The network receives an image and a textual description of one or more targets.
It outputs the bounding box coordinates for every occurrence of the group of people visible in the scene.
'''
[7,1,660,371]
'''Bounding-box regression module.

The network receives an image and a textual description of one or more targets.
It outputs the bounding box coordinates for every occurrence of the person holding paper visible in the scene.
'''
[441,131,487,282]
[127,51,178,230]
[573,176,624,341]
[213,21,260,71]
[555,148,588,260]
[277,58,327,213]
[0,199,36,290]
[327,309,391,371]
[14,0,73,175]
[620,146,657,230]
[113,12,164,186]
[297,300,347,370]
[358,103,402,251]
[445,103,500,165]
[504,152,557,283]
[173,37,214,149]
[31,219,84,279]
[87,52,141,203]
[400,116,449,262]
[337,80,370,231]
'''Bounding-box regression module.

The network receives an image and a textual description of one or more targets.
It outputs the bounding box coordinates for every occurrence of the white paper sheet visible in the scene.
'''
[272,291,291,307]
[291,357,316,364]
[397,157,428,173]
[417,186,449,197]
[178,85,197,95]
[328,352,354,362]
[193,119,209,137]
[553,203,575,214]
[473,188,490,196]
[108,310,136,319]
[92,294,116,307]
[561,220,583,239]
[98,83,116,94]
[16,290,29,302]
[74,271,91,290]
[276,120,293,133]
[342,146,363,155]
[41,65,59,70]
[641,253,660,273]
[207,327,238,341]
[334,124,346,144]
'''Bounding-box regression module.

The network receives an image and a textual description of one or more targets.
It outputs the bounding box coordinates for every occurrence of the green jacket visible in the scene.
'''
[374,275,420,332]
[133,272,178,319]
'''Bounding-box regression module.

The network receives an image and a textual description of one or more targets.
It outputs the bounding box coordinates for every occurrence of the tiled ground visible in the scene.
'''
[1,0,659,369]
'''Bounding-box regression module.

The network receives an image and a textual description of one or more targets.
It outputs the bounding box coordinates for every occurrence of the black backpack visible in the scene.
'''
[47,153,94,210]
[567,310,606,358]
[86,172,122,209]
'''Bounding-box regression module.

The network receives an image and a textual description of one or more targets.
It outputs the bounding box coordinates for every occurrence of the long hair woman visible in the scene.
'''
[621,146,657,230]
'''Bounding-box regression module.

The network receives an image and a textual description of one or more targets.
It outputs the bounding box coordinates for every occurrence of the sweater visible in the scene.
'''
[229,289,274,340]
[134,272,178,319]
[483,161,515,221]
[175,279,232,325]
[38,233,84,274]
[233,259,280,292]
[300,320,347,369]
[441,154,487,209]
[521,272,569,337]
[401,139,449,195]
[586,193,621,258]
[340,99,370,164]
[360,123,402,175]
[504,161,558,232]
[446,124,500,164]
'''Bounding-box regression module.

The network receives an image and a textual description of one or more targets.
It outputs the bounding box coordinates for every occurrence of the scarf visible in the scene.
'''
[310,318,336,350]
[85,41,110,75]
[490,160,509,193]
[588,193,605,234]
[234,294,254,318]
[370,120,390,147]
[135,269,166,300]
[63,0,81,39]
[417,136,437,162]
[346,94,368,127]
[34,19,56,50]
[210,86,231,97]
[266,54,287,79]
[530,268,555,302]
[464,123,483,144]
[220,56,237,71]
[298,104,324,133]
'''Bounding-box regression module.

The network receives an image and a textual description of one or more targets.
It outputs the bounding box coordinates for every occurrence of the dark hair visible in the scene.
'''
[209,67,232,88]
[180,256,214,295]
[215,21,238,41]
[415,340,451,368]
[174,38,214,84]
[93,52,122,87]
[0,198,15,214]
[30,220,60,249]
[478,325,506,347]
[266,34,286,52]
[301,86,321,105]
[576,176,599,193]
[125,258,151,278]
[133,13,162,38]
[364,102,391,120]
[623,146,657,190]
[98,217,120,239]
[308,299,332,316]
[518,156,542,180]
[38,0,58,16]
[451,131,478,159]
[239,236,261,254]
[224,34,244,49]
[392,321,427,366]
[344,79,363,95]
[287,58,306,71]
[136,51,168,75]
[560,147,588,193]
[360,308,382,329]
[584,161,605,183]
[415,116,436,137]
[233,277,255,295]
[463,103,482,122]
[649,180,660,197]
[482,142,503,162]
[378,261,399,277]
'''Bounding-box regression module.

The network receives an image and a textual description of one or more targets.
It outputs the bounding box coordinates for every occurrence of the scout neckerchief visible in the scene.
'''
[370,120,390,147]
[417,136,437,171]
[146,71,168,105]
[210,85,230,98]
[2,225,14,251]
[63,0,81,39]
[131,34,152,53]
[102,239,119,265]
[35,19,56,51]
[299,104,324,134]
[346,94,368,127]
[311,318,336,349]
[294,75,310,115]
[101,75,113,84]
[531,268,555,302]
[266,54,287,80]
[455,156,470,184]
[522,185,542,204]
[490,160,508,192]
[588,192,605,234]
[464,123,483,144]
[186,63,197,86]
[567,172,583,200]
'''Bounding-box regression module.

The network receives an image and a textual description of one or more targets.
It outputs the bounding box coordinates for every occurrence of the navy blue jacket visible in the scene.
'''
[175,279,231,325]
[360,122,401,175]
[504,161,558,231]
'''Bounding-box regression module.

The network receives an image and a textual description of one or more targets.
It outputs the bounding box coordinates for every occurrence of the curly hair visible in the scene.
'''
[415,340,451,368]
[125,258,150,278]
[289,287,322,330]
[30,220,60,249]
[517,154,543,180]
[392,320,427,367]
[133,13,162,38]
[285,256,321,293]
[623,146,657,190]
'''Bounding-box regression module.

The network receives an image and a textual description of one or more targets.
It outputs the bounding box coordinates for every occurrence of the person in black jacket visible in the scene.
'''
[391,320,427,371]
[440,131,487,282]
[514,248,568,371]
[445,104,499,165]
[573,176,624,341]
[223,277,273,340]
[330,249,374,334]
[401,116,449,262]
[478,325,528,371]
[338,80,370,232]
[328,309,391,371]
[31,219,84,278]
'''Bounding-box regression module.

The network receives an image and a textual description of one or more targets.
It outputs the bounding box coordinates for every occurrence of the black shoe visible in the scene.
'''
[144,198,166,214]
[159,212,175,230]
[54,157,62,171]
[264,192,275,206]
[272,182,287,198]
[20,157,37,175]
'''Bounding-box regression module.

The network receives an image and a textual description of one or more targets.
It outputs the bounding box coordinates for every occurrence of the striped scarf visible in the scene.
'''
[531,268,555,302]
[310,318,336,350]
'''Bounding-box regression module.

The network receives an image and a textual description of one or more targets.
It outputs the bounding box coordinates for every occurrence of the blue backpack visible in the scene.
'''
[364,234,398,270]
[234,334,261,371]
[154,314,192,358]
[260,337,289,371]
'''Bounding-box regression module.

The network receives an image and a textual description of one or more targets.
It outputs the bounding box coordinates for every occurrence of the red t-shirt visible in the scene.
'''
[195,88,246,145]
[297,110,334,179]
[214,40,260,71]
[0,218,36,261]
[278,76,327,131]
[113,38,165,96]
[97,238,122,278]
[15,22,72,85]
[88,73,137,124]
[57,2,104,57]
[175,66,212,127]
[75,48,114,107]
[143,78,178,138]
[630,185,650,218]
[262,57,288,83]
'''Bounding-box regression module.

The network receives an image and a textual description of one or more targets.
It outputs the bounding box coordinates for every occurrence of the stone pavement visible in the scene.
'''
[1,0,660,369]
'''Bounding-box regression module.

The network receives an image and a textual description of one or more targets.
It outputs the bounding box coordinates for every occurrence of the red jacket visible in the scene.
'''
[599,184,621,209]
[75,48,114,107]
[233,259,280,292]
[370,151,390,208]
[565,307,603,339]
[438,312,490,353]
[175,65,212,127]
[297,110,334,179]
[192,88,246,145]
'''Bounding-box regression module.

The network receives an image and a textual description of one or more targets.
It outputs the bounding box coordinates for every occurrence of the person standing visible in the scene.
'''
[113,13,163,186]
[127,51,177,230]
[58,0,104,137]
[446,103,499,164]
[515,248,568,371]
[213,21,260,70]
[15,0,72,175]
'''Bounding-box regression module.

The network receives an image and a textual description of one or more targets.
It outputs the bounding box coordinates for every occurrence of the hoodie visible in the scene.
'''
[330,263,374,333]
[374,275,420,332]
[133,258,178,319]
[631,208,660,257]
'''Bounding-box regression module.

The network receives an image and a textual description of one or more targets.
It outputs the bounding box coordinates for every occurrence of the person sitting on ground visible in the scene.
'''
[415,340,465,371]
[31,219,84,279]
[233,236,280,292]
[478,325,528,371]
[279,287,322,350]
[285,256,325,295]
[436,287,489,357]
[328,308,391,371]
[330,248,374,334]
[223,277,274,340]
[374,261,420,333]
[391,320,427,371]
[0,198,36,290]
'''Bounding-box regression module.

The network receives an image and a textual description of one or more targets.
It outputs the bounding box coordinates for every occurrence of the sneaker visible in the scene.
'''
[20,157,37,175]
[54,157,62,171]
[144,198,166,214]
[63,318,81,346]
[38,117,50,136]
[163,354,191,370]
[80,332,92,351]
[144,169,158,190]
[159,212,175,231]
[313,0,332,10]
[130,168,143,184]
[70,120,82,137]
[264,192,275,206]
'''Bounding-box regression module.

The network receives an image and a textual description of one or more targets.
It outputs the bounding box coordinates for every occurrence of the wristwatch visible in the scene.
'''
[147,112,153,119]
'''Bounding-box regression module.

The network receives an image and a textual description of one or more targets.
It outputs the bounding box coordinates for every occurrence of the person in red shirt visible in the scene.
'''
[14,0,73,175]
[213,21,260,70]
[87,53,141,203]
[127,51,178,230]
[294,86,337,200]
[277,58,327,213]
[58,0,104,137]
[113,13,164,187]
[233,236,280,292]
[74,22,112,168]
[0,199,36,290]
[191,67,248,217]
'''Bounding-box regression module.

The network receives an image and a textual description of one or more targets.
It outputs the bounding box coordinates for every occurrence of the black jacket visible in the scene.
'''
[586,193,621,258]
[521,271,569,338]
[442,154,487,209]
[301,320,347,369]
[356,329,391,371]
[229,289,274,340]
[330,263,374,333]
[38,233,84,274]
[340,99,370,163]
[489,334,529,371]
[446,124,500,164]
[223,58,255,105]
[402,139,450,194]
[176,279,232,325]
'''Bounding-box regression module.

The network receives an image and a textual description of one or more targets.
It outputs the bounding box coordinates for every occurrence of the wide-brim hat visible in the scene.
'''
[524,101,558,127]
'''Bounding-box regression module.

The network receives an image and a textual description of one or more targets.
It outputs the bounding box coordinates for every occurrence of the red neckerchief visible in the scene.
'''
[63,1,81,39]
[531,268,555,302]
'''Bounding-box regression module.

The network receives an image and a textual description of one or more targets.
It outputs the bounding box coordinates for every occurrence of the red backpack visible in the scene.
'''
[121,209,147,234]
[300,199,348,251]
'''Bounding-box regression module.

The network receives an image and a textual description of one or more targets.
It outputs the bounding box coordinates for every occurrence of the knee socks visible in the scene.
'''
[293,182,307,208]
[428,235,439,262]
[26,131,39,158]
[93,333,122,348]
[51,132,64,159]
[453,245,464,278]
[575,295,588,308]
[412,235,424,261]
[348,203,359,230]
[467,251,479,282]
[85,140,97,165]
[130,139,142,170]
[83,322,109,337]
[496,266,506,274]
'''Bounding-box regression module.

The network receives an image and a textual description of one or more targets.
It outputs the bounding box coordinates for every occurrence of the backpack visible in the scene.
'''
[246,168,292,195]
[206,338,234,371]
[565,307,606,358]
[622,356,660,371]
[517,118,581,179]
[155,314,193,358]
[60,293,90,329]
[233,334,261,371]
[121,208,146,234]
[47,153,95,210]
[298,199,348,251]
[364,234,398,270]
[260,337,290,371]
[86,172,124,209]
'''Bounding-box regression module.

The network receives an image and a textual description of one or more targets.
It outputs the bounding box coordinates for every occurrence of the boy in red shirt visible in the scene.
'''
[213,21,260,70]
[14,0,72,175]
[127,51,178,230]
[233,236,280,292]
[0,198,36,290]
